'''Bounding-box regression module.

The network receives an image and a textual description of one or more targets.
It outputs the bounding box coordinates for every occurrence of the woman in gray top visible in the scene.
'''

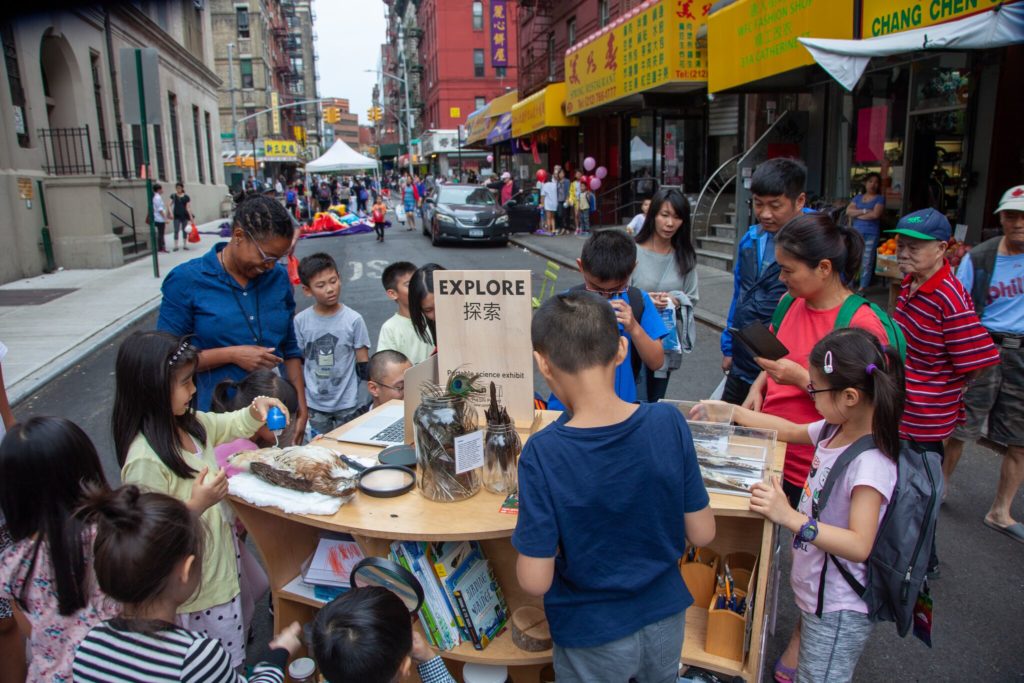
[631,187,698,402]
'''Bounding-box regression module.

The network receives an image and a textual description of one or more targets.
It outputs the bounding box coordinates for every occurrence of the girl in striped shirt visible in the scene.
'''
[72,486,301,682]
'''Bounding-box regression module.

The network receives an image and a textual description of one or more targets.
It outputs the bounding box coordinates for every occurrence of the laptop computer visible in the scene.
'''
[338,404,406,447]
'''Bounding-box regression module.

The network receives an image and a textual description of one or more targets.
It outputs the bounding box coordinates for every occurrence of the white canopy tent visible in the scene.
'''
[799,3,1024,91]
[306,139,379,172]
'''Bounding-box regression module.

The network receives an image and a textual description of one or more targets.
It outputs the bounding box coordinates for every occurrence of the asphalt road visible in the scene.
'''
[12,215,1024,681]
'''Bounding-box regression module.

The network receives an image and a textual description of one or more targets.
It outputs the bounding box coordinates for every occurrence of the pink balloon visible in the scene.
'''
[589,176,602,191]
[595,166,608,179]
[583,156,596,172]
[486,154,493,163]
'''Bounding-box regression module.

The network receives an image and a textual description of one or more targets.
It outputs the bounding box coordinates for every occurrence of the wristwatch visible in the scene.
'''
[793,516,819,548]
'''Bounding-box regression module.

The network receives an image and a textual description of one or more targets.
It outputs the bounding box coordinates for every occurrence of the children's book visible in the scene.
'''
[303,534,364,588]
[390,543,446,649]
[391,541,460,650]
[444,543,509,650]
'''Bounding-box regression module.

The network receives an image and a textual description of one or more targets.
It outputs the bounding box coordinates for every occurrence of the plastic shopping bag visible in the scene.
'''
[187,221,201,243]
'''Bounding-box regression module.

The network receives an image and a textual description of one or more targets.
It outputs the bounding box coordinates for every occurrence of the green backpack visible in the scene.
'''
[770,293,907,361]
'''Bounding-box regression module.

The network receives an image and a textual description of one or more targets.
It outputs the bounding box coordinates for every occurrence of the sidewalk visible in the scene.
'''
[1,219,228,405]
[510,229,734,331]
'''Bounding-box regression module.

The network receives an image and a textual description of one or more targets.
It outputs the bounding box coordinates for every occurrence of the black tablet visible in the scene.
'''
[730,322,789,361]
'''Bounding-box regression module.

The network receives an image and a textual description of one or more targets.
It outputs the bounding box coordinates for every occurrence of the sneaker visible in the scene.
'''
[173,246,179,252]
[182,245,189,251]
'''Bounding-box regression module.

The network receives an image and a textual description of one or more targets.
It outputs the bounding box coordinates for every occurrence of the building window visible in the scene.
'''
[473,49,484,78]
[496,66,506,78]
[2,23,28,147]
[90,51,110,160]
[475,96,486,110]
[153,124,167,180]
[547,33,556,80]
[599,0,609,28]
[204,110,216,184]
[236,7,250,38]
[472,1,483,31]
[240,58,253,88]
[168,92,182,182]
[568,17,577,46]
[192,105,204,184]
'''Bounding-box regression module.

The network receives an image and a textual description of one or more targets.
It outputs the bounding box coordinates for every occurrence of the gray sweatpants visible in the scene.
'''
[552,611,684,683]
[798,609,873,683]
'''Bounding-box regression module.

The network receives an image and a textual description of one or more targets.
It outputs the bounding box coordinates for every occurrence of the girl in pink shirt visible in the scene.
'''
[0,417,119,683]
[723,328,903,683]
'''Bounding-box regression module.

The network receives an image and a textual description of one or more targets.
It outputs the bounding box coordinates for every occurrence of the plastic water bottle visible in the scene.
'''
[266,406,286,447]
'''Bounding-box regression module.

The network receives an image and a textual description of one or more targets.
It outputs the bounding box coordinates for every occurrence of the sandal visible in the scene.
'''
[774,657,797,683]
[983,517,1024,544]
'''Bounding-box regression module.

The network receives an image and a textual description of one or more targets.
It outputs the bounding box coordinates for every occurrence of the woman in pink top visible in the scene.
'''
[742,214,889,507]
[726,328,903,683]
[0,417,119,683]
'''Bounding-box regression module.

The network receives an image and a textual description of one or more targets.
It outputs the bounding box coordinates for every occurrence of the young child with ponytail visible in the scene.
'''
[113,331,290,668]
[72,485,302,682]
[707,327,905,682]
[0,417,118,682]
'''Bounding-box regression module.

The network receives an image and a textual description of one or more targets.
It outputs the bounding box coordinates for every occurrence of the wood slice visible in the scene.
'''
[510,605,552,652]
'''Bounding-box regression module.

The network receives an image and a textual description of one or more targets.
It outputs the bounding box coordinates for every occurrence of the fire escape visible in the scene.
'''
[272,0,303,139]
[518,0,556,97]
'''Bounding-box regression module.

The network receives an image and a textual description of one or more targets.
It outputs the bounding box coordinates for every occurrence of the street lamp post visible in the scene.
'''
[227,43,239,159]
[365,66,414,173]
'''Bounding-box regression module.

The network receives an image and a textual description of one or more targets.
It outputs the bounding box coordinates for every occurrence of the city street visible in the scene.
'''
[11,220,1024,681]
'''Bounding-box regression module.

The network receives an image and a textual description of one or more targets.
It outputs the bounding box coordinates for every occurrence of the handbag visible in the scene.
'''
[187,221,201,243]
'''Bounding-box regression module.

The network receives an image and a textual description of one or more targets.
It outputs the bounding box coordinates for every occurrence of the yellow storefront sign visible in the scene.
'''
[708,0,854,93]
[862,0,1003,37]
[564,0,708,117]
[465,90,519,145]
[511,83,578,137]
[263,139,299,159]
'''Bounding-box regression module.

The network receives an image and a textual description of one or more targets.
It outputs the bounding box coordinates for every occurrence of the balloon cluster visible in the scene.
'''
[578,156,607,191]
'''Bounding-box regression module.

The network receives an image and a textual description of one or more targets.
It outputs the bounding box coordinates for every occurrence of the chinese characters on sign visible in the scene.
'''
[490,0,508,67]
[565,0,709,116]
[463,302,502,321]
[263,139,299,159]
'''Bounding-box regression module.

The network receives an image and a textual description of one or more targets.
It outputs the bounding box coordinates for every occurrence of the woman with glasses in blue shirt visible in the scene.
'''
[157,192,308,441]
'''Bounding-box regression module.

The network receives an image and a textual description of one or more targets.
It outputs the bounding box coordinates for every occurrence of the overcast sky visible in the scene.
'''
[313,1,387,125]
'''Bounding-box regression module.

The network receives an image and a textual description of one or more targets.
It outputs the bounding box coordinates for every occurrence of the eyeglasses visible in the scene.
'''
[374,381,405,392]
[806,383,838,397]
[584,283,630,298]
[245,230,283,265]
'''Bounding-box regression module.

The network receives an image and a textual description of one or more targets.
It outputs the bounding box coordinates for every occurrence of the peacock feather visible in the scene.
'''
[446,369,487,398]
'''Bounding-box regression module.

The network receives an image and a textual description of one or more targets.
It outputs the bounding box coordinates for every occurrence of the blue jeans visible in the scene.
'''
[857,230,879,290]
[552,611,684,683]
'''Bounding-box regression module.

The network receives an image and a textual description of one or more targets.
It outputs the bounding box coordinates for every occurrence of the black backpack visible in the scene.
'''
[813,426,942,644]
[569,284,646,379]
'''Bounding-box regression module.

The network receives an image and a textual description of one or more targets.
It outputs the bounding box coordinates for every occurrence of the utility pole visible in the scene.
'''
[397,26,415,173]
[227,43,239,159]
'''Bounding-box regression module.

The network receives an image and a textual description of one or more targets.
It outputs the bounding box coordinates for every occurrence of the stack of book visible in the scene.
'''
[301,534,366,602]
[389,540,509,651]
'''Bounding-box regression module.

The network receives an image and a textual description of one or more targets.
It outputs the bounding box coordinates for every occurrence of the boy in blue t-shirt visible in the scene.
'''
[513,291,716,683]
[547,229,668,410]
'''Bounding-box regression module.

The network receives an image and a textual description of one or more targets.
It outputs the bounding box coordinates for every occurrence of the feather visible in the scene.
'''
[228,445,358,498]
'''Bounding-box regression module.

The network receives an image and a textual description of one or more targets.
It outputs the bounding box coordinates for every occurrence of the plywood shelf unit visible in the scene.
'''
[229,403,783,683]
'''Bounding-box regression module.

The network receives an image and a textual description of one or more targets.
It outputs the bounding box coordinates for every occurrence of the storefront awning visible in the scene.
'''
[511,83,578,137]
[485,112,513,145]
[800,3,1024,91]
[707,0,854,93]
[564,0,708,116]
[465,90,519,144]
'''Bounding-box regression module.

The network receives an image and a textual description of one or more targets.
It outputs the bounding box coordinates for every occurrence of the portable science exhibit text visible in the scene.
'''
[434,270,534,428]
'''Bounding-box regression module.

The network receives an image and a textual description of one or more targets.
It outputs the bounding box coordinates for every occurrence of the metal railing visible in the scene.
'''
[103,140,143,179]
[692,153,741,240]
[107,190,140,255]
[594,176,661,225]
[38,126,94,175]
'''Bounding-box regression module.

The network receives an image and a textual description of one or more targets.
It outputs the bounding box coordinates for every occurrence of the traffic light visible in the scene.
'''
[374,106,384,122]
[367,107,375,121]
[323,107,340,124]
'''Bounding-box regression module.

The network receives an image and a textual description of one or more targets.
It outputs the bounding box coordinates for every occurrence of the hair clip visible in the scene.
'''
[865,363,878,375]
[823,350,834,375]
[168,340,194,367]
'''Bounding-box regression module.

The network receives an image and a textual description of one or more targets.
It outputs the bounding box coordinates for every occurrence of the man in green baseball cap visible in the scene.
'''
[887,207,951,291]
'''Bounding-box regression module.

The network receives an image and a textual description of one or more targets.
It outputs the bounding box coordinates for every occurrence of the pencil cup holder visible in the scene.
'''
[723,551,757,593]
[679,546,719,608]
[706,588,748,662]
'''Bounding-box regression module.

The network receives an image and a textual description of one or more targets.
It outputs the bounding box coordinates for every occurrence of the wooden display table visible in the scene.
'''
[230,401,785,682]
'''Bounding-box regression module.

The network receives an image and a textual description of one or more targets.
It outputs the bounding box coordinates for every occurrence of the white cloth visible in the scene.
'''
[541,181,558,211]
[228,472,349,516]
[799,4,1024,91]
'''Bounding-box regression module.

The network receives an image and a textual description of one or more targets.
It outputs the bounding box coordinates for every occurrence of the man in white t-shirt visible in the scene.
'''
[152,184,170,253]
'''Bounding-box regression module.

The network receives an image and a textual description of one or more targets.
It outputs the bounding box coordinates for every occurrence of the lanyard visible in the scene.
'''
[220,250,263,345]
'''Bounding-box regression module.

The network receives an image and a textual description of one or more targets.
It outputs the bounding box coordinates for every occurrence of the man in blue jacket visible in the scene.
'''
[720,158,807,405]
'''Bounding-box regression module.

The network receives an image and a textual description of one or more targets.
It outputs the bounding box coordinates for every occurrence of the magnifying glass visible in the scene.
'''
[340,454,416,497]
[349,557,424,614]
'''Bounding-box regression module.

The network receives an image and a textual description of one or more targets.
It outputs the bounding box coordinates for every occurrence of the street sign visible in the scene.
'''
[220,132,235,140]
[410,138,420,145]
[119,48,162,126]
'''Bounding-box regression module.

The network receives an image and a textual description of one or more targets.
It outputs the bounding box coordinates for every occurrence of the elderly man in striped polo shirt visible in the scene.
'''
[889,208,1000,575]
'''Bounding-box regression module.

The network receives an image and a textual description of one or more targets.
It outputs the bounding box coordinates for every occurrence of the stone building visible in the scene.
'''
[0,3,228,283]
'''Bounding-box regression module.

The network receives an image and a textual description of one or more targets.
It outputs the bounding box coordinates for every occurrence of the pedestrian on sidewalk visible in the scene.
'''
[372,195,388,242]
[541,173,558,235]
[845,172,885,292]
[152,184,170,253]
[577,182,593,236]
[556,168,570,233]
[156,194,308,441]
[947,185,1024,544]
[170,182,193,252]
[720,159,807,405]
[631,188,698,402]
